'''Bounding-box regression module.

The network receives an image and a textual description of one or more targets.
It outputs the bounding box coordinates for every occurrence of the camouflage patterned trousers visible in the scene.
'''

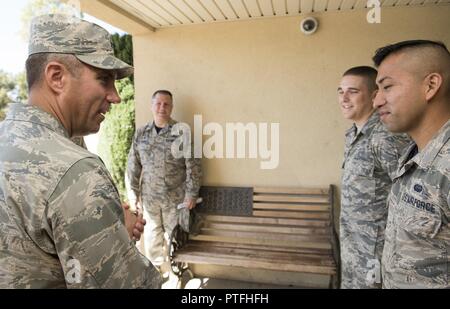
[340,222,384,289]
[142,201,179,270]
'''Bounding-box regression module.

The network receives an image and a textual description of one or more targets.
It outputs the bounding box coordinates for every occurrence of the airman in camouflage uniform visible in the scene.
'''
[0,14,161,288]
[127,90,201,273]
[373,40,450,288]
[338,66,411,288]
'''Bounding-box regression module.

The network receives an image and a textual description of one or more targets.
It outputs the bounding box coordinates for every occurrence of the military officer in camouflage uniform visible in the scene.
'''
[127,90,201,275]
[338,66,411,288]
[373,40,450,288]
[0,14,161,288]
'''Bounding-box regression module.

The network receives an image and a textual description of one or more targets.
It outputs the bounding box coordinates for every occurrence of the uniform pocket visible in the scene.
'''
[342,153,375,214]
[353,162,374,177]
[137,144,154,166]
[398,209,441,239]
[396,193,442,239]
[164,149,186,189]
[343,174,376,221]
[393,199,447,286]
[396,205,445,270]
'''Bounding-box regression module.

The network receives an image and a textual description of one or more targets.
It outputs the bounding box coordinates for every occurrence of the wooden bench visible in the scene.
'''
[169,185,340,288]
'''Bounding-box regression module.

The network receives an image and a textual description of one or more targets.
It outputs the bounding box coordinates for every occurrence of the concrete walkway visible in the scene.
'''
[162,274,299,289]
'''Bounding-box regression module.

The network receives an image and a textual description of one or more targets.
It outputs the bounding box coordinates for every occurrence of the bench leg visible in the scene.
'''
[170,260,190,278]
[168,224,190,277]
[176,268,194,289]
[329,274,340,289]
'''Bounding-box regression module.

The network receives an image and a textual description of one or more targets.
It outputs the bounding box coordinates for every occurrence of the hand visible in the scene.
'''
[184,197,196,210]
[133,201,146,241]
[122,203,146,241]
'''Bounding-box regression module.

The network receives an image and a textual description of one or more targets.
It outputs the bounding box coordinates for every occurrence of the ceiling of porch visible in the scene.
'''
[83,0,450,32]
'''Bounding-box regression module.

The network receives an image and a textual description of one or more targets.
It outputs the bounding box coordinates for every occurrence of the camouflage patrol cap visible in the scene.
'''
[28,14,133,79]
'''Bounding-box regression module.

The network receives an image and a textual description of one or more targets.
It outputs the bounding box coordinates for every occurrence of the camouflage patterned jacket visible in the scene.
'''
[382,119,450,289]
[0,103,161,289]
[340,112,411,288]
[126,119,202,209]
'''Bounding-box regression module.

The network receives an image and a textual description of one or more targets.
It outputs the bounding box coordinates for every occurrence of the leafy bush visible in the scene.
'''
[0,70,16,121]
[97,34,135,202]
[98,78,135,201]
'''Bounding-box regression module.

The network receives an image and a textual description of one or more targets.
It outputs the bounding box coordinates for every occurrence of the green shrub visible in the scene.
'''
[98,78,135,202]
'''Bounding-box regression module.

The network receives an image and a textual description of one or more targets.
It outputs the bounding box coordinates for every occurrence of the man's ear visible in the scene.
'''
[44,62,68,94]
[424,72,443,102]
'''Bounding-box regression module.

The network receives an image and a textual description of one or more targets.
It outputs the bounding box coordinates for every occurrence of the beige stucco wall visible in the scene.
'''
[131,6,450,192]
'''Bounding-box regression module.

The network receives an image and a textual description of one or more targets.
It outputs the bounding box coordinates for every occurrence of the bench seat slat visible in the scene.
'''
[200,228,330,242]
[253,195,329,203]
[205,215,330,227]
[177,245,335,266]
[254,187,329,195]
[253,210,330,220]
[191,234,332,250]
[174,250,336,275]
[184,243,332,260]
[204,222,330,235]
[186,240,333,255]
[253,203,330,212]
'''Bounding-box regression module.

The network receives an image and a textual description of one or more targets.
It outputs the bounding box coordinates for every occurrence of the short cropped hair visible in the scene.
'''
[152,90,173,100]
[372,40,450,67]
[26,53,83,90]
[343,66,378,92]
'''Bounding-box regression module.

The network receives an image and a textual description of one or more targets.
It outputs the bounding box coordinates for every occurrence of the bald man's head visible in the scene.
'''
[373,40,450,100]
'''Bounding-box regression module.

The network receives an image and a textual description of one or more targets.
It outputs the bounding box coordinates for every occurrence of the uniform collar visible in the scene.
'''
[345,111,379,144]
[149,118,177,135]
[396,119,450,178]
[4,103,69,138]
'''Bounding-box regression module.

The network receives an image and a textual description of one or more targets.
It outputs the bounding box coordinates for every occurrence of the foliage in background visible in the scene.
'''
[111,34,134,83]
[4,0,80,121]
[98,34,135,201]
[111,34,133,67]
[98,78,135,201]
[0,71,15,107]
[15,72,28,103]
[0,71,30,121]
[20,0,82,40]
[0,71,17,121]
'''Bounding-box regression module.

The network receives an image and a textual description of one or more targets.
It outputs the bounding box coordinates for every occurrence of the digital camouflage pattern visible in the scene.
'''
[382,119,450,289]
[127,120,201,266]
[0,103,162,288]
[71,136,87,149]
[340,112,411,289]
[28,14,133,79]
